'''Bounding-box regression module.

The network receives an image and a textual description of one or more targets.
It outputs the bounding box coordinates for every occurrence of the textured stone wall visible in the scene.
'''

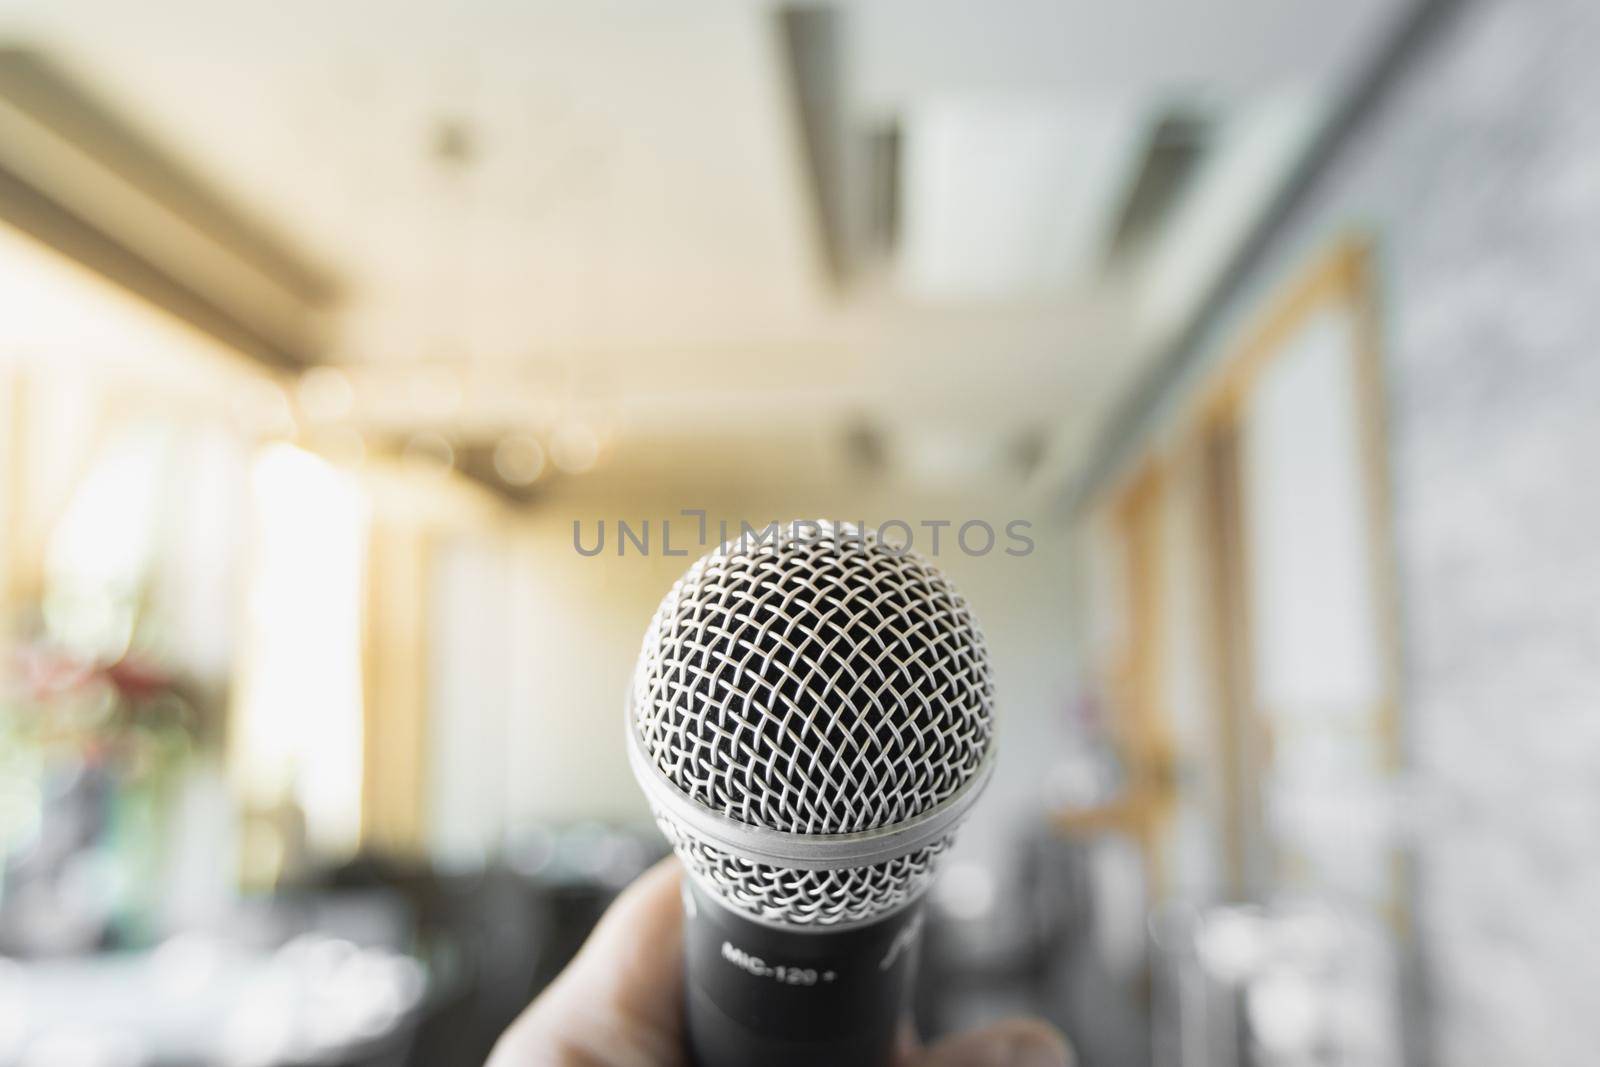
[1162,1,1600,1062]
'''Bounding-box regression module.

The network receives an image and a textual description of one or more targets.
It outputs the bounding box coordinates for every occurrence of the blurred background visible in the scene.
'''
[0,0,1593,1063]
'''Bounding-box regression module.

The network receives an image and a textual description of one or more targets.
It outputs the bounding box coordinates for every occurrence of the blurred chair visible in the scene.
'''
[288,833,658,1067]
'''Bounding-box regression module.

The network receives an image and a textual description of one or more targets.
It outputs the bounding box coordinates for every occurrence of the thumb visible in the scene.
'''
[487,857,685,1067]
[909,1018,1072,1067]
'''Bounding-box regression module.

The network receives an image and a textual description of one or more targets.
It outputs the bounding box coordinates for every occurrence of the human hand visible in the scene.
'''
[487,857,1071,1067]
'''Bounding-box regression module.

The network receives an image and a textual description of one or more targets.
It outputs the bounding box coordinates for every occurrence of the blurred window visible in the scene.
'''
[232,444,367,869]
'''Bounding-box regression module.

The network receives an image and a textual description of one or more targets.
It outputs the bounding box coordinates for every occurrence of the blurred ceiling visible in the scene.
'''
[0,0,1404,493]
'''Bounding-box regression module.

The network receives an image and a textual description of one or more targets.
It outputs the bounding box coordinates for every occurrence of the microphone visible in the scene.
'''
[627,521,995,1067]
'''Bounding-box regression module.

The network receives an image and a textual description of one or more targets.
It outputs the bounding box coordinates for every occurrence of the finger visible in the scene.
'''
[906,1018,1073,1067]
[488,857,686,1067]
[895,1017,921,1063]
[553,857,686,1035]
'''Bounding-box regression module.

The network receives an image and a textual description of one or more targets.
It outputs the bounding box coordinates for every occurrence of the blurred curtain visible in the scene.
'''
[361,519,432,857]
[0,371,17,617]
[1,371,105,613]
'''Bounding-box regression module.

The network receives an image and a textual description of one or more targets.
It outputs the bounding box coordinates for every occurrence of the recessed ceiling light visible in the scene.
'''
[550,422,600,474]
[297,366,355,422]
[493,433,546,487]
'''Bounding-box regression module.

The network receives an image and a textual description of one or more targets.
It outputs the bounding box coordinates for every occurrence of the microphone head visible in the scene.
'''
[628,521,994,928]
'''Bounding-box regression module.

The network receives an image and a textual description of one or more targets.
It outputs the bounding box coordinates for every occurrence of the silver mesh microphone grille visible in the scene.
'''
[629,521,994,927]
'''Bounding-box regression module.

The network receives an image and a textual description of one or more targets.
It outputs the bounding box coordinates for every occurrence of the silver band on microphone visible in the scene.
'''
[625,712,995,871]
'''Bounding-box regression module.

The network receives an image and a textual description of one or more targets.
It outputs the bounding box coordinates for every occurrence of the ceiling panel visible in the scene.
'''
[897,99,1142,298]
[852,0,1407,105]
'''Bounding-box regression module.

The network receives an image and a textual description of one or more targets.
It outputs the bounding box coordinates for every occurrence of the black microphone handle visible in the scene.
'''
[680,876,924,1067]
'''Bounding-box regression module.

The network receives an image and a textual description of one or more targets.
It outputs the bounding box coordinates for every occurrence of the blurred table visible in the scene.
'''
[0,934,426,1067]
